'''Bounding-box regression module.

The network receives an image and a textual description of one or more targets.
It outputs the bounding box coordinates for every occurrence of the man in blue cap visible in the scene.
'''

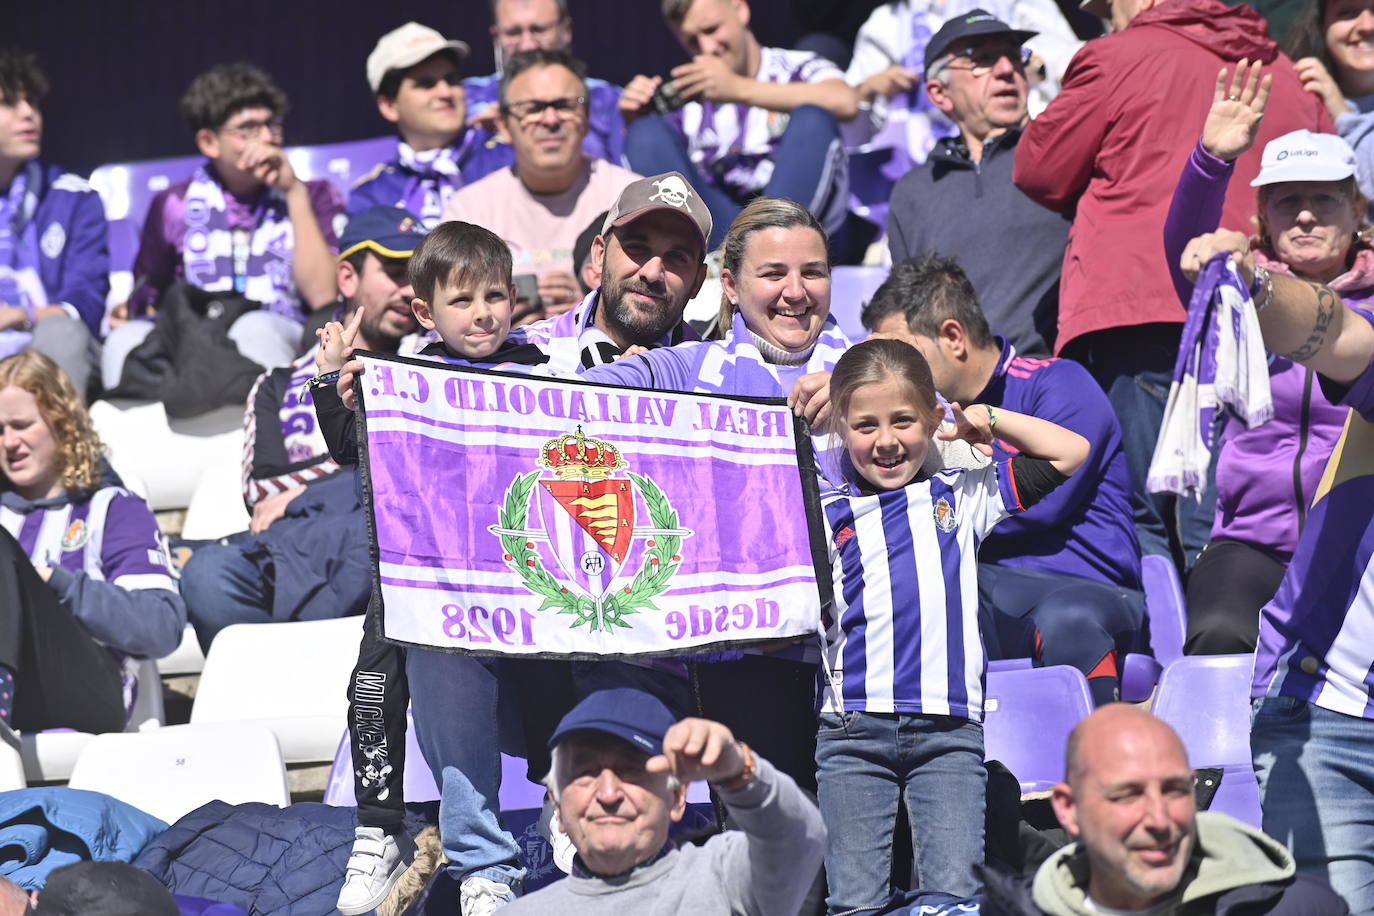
[886,9,1068,360]
[177,205,426,650]
[502,687,825,915]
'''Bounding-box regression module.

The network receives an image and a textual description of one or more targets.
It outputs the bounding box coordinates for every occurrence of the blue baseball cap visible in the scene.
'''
[338,205,429,262]
[548,688,678,757]
[923,9,1038,74]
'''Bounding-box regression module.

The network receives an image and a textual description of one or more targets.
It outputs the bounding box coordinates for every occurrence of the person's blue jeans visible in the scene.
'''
[815,711,985,911]
[178,536,273,652]
[1065,324,1216,570]
[625,105,845,248]
[406,647,525,889]
[1252,694,1374,915]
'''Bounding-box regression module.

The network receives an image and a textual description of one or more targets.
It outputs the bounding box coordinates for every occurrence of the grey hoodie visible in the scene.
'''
[1030,812,1343,916]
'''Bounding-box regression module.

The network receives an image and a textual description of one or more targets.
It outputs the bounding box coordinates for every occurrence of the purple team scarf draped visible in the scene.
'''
[1148,255,1273,498]
[180,165,299,319]
[0,161,46,358]
[396,141,464,227]
[357,352,831,657]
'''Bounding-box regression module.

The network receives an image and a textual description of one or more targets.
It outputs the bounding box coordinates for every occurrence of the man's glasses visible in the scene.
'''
[934,45,1033,77]
[502,96,587,122]
[219,116,285,141]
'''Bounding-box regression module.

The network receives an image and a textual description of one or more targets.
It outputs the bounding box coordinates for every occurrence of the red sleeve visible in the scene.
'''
[1014,42,1114,215]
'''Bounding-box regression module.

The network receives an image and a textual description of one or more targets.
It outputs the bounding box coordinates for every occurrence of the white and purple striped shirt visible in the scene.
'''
[668,47,844,197]
[1,485,182,659]
[820,461,1022,720]
[1253,306,1374,717]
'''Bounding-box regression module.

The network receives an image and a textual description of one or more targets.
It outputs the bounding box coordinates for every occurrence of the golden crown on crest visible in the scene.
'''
[536,426,628,480]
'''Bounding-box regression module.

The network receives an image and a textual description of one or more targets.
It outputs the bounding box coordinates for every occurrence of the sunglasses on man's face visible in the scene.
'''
[939,44,1033,75]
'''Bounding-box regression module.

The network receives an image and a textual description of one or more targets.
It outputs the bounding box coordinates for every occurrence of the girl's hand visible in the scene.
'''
[1201,59,1272,162]
[315,307,363,375]
[937,402,996,457]
[1295,56,1353,121]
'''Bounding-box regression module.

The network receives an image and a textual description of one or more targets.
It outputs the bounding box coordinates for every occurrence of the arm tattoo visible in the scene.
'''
[1283,282,1337,363]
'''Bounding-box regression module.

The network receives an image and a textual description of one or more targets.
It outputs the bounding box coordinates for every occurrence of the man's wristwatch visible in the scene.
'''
[714,741,757,792]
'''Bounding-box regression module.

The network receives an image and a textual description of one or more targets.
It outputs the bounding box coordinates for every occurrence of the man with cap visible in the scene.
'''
[177,205,425,651]
[350,22,508,227]
[1011,0,1329,571]
[886,9,1068,359]
[441,48,641,321]
[506,169,707,373]
[500,688,825,916]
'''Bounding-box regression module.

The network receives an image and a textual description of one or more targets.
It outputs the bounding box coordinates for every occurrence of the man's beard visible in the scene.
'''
[599,267,684,348]
[357,300,414,352]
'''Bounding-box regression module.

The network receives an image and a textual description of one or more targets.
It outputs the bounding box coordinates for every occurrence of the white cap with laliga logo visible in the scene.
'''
[1251,129,1357,187]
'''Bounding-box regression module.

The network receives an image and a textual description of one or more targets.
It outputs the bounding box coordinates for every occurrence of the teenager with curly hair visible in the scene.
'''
[0,351,183,734]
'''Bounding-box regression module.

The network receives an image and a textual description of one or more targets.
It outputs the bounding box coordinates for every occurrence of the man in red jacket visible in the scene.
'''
[1012,0,1330,569]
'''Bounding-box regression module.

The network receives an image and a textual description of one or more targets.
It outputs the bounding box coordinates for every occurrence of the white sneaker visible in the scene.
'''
[337,826,412,916]
[536,797,576,875]
[459,875,517,916]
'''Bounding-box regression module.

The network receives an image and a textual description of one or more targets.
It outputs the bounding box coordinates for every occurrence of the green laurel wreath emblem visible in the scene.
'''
[498,470,684,633]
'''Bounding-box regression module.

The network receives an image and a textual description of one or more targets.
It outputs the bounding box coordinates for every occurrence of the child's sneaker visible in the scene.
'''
[459,875,517,915]
[337,826,413,915]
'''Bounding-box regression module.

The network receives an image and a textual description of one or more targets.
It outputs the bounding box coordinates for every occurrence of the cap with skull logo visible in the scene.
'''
[601,171,713,258]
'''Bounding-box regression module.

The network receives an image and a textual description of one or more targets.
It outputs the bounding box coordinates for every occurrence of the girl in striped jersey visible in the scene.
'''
[816,338,1088,911]
[0,351,184,736]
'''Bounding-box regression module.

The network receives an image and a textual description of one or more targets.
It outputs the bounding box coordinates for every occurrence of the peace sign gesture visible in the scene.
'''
[1202,59,1272,163]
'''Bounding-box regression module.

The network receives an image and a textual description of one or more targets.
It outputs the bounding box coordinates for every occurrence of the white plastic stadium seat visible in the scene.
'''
[157,624,206,677]
[0,725,23,790]
[180,454,251,540]
[68,724,289,823]
[89,399,244,511]
[190,616,363,764]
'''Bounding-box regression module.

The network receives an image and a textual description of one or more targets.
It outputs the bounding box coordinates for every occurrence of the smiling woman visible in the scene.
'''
[0,351,184,735]
[580,196,851,793]
[1167,62,1372,657]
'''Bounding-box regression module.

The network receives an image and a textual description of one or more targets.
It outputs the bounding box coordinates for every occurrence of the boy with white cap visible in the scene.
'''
[350,22,508,227]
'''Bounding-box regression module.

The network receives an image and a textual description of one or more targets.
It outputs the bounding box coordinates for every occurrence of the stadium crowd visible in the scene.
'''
[3,0,1374,913]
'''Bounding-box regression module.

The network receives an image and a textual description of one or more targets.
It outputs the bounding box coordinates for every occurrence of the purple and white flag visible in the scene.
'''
[357,353,830,657]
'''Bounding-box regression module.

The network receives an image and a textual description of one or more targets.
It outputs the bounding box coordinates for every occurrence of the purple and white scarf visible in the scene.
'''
[396,141,464,228]
[0,161,47,358]
[180,165,299,319]
[1148,256,1272,499]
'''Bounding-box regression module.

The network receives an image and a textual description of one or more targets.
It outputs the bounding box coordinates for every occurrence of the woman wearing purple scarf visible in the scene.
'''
[1167,61,1368,655]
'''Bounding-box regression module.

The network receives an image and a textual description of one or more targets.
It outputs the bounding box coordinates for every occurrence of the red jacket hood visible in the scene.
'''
[1131,0,1279,62]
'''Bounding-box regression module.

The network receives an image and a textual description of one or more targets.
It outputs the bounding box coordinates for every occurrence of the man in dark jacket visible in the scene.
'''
[1013,0,1329,568]
[177,206,426,651]
[886,11,1067,358]
[890,705,1348,915]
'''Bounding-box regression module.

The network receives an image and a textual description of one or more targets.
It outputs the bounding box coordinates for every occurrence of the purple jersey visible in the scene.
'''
[1253,306,1374,716]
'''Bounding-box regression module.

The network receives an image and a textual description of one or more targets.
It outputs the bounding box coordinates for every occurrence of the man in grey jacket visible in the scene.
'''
[502,687,826,916]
